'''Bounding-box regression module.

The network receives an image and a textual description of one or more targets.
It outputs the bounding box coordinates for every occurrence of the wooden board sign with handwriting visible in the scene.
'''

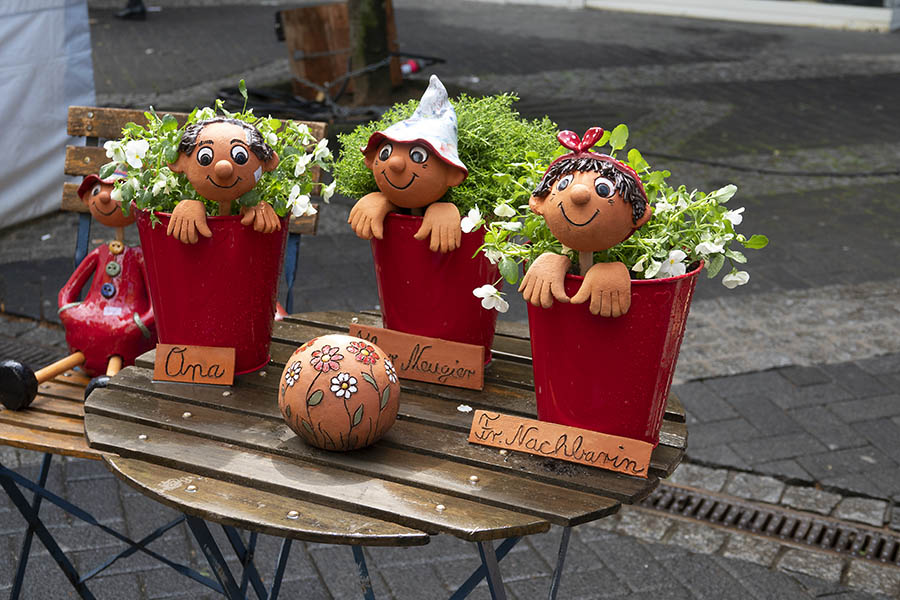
[348,324,484,390]
[153,344,235,386]
[467,410,652,478]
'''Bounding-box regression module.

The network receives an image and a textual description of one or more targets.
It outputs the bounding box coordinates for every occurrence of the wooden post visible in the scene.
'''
[348,0,393,105]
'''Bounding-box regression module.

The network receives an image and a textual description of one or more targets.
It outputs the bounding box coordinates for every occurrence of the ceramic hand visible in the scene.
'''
[518,252,571,308]
[348,192,394,240]
[571,261,631,317]
[240,202,282,233]
[166,200,212,244]
[414,202,462,253]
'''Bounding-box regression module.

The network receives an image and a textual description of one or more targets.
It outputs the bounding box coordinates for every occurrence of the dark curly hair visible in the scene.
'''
[534,157,647,225]
[178,117,275,163]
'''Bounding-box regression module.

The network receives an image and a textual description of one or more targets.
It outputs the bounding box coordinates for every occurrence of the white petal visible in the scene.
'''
[493,204,515,218]
[722,270,750,289]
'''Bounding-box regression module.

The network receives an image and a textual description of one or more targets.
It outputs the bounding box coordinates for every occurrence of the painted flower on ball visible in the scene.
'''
[330,372,357,399]
[384,359,397,384]
[347,341,379,365]
[473,284,509,313]
[284,361,302,387]
[311,345,343,372]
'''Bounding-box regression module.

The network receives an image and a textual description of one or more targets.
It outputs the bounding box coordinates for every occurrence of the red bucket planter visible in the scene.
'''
[136,210,289,375]
[370,213,500,361]
[527,263,702,446]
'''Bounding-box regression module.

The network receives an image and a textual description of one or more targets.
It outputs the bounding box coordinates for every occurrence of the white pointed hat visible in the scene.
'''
[362,75,467,176]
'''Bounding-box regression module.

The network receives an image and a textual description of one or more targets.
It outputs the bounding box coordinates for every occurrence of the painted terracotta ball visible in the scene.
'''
[278,334,400,451]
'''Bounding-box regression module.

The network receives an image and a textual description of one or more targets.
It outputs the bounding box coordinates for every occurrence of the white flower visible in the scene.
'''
[497,221,523,232]
[287,185,316,217]
[196,107,216,120]
[724,207,745,226]
[321,181,336,202]
[653,200,673,214]
[330,372,357,399]
[695,239,725,255]
[104,140,126,163]
[124,140,149,169]
[294,153,313,177]
[656,249,687,278]
[484,248,503,265]
[110,186,123,204]
[722,270,750,289]
[460,207,482,233]
[472,284,509,313]
[312,138,331,162]
[152,178,168,196]
[644,260,662,279]
[265,132,278,147]
[493,203,515,218]
[632,256,646,273]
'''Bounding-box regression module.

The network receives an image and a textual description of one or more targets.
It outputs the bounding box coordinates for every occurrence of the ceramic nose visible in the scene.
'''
[215,160,233,179]
[95,191,113,206]
[570,183,591,206]
[387,154,406,174]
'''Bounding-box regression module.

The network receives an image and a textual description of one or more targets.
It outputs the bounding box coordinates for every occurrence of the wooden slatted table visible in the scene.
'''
[83,310,687,599]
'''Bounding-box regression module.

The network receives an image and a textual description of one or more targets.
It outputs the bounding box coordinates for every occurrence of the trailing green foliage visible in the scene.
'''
[333,93,559,216]
[100,81,334,219]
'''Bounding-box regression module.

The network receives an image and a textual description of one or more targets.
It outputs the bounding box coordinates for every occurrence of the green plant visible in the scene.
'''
[333,92,559,217]
[478,124,768,302]
[100,81,334,221]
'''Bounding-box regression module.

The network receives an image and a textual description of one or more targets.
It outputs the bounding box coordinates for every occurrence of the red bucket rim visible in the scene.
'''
[563,260,704,286]
[136,208,267,223]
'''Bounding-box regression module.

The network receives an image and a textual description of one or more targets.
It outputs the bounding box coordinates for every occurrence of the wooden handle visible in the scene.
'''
[106,355,123,377]
[35,352,85,383]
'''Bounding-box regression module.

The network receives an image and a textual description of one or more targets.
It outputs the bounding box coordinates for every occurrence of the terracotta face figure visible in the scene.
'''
[364,140,466,209]
[170,120,279,204]
[80,176,135,228]
[530,168,648,252]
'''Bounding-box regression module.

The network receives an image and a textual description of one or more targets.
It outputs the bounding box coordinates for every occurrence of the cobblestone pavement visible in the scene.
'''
[2,0,900,598]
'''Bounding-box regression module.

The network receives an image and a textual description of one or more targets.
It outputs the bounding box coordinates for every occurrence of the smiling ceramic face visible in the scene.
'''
[83,181,135,228]
[169,121,277,204]
[530,170,648,252]
[364,140,466,209]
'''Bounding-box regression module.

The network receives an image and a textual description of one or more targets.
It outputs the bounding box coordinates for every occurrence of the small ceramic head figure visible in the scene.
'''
[530,128,651,252]
[166,118,281,243]
[519,128,653,317]
[76,169,134,228]
[349,75,468,252]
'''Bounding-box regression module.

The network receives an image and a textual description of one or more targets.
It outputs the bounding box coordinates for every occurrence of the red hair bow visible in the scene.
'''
[557,127,604,153]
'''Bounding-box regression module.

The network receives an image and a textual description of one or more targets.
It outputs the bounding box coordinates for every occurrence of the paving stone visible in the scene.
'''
[666,521,727,555]
[830,394,900,424]
[798,446,895,481]
[856,354,900,376]
[715,558,818,600]
[778,365,832,388]
[81,572,144,599]
[580,531,673,593]
[614,508,674,544]
[723,472,785,504]
[852,418,900,464]
[727,394,802,436]
[777,548,845,582]
[830,362,893,398]
[780,486,843,515]
[719,532,781,567]
[65,478,126,524]
[670,381,738,423]
[266,578,331,600]
[686,444,752,471]
[845,560,900,598]
[525,529,601,576]
[659,553,746,600]
[685,418,758,449]
[892,505,900,532]
[788,406,866,452]
[506,569,623,599]
[730,433,826,465]
[702,371,796,401]
[755,459,813,482]
[770,382,856,411]
[379,563,451,599]
[666,464,728,492]
[832,497,888,527]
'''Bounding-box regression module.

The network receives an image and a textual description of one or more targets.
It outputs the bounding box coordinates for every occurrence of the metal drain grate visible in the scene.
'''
[641,483,900,566]
[0,338,67,371]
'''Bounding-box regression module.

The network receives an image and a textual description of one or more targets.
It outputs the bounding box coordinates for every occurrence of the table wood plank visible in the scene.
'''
[36,380,86,401]
[0,408,85,436]
[106,457,430,546]
[0,420,101,460]
[86,387,619,527]
[85,414,550,541]
[27,396,85,419]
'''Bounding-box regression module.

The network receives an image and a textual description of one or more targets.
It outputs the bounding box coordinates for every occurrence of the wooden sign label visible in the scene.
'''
[468,410,652,478]
[348,324,484,390]
[153,344,235,386]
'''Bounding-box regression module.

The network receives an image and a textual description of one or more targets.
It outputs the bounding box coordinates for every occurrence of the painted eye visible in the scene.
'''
[231,145,249,165]
[378,143,393,161]
[409,145,428,164]
[556,174,573,191]
[197,147,214,166]
[91,185,102,196]
[594,177,615,198]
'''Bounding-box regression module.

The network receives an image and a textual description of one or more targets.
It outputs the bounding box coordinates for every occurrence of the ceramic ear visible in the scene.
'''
[363,149,377,171]
[445,166,467,188]
[168,152,189,174]
[635,204,653,229]
[263,151,280,173]
[528,194,545,216]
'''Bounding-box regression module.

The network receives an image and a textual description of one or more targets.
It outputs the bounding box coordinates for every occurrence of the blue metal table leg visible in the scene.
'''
[268,538,292,600]
[185,516,245,599]
[547,527,571,600]
[476,540,507,600]
[222,525,267,600]
[9,452,53,600]
[284,233,301,314]
[0,463,96,600]
[351,545,376,600]
[448,537,520,600]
